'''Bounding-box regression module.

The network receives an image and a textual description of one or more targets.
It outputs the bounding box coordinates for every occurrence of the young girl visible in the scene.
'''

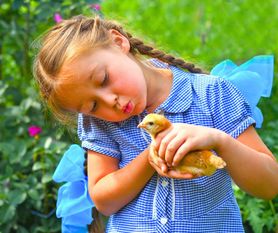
[34,15,278,232]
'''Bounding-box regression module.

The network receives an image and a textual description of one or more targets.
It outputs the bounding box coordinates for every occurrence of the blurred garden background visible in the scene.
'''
[0,0,277,232]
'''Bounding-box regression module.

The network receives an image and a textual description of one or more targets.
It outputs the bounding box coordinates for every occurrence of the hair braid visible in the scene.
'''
[129,36,205,73]
[100,18,206,73]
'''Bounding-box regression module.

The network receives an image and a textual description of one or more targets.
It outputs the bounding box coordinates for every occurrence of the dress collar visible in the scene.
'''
[155,65,193,113]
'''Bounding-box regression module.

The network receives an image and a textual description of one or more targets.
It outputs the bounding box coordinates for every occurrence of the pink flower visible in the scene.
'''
[90,4,101,11]
[28,126,42,137]
[54,13,63,23]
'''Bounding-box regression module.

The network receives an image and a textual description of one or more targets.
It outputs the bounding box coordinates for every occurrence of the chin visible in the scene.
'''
[106,114,133,123]
[135,102,146,115]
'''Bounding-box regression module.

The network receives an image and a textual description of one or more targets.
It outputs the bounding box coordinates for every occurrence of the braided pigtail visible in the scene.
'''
[83,151,105,233]
[100,19,206,73]
[128,35,205,73]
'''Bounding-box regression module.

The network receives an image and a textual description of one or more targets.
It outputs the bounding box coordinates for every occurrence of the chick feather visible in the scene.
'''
[138,113,226,177]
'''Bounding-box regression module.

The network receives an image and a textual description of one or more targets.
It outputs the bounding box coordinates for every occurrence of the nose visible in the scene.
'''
[98,90,118,108]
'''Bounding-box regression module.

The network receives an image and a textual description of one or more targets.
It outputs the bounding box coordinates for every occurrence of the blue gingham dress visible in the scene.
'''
[78,61,255,232]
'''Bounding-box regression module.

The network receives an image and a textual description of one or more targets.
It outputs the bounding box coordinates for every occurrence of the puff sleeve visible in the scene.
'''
[207,78,256,138]
[77,114,121,159]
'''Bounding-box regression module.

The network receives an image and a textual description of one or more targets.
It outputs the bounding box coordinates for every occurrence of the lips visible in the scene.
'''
[122,101,133,114]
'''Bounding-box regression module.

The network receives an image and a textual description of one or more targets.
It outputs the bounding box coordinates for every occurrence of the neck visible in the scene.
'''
[140,61,173,113]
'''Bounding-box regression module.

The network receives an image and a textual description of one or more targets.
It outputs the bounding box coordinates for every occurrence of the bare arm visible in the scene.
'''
[216,126,278,199]
[87,148,155,216]
[154,124,278,200]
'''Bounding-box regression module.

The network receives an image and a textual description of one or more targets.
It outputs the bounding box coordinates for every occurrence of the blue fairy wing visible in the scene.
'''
[53,144,85,183]
[53,145,94,232]
[211,55,274,128]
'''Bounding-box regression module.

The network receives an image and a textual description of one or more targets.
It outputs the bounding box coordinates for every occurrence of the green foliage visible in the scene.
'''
[101,0,278,232]
[1,0,278,232]
[0,0,99,232]
[234,184,278,233]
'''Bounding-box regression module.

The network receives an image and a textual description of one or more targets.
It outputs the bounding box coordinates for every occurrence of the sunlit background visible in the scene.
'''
[0,1,277,232]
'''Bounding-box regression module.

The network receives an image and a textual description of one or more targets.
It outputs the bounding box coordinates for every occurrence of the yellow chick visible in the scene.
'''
[138,113,226,177]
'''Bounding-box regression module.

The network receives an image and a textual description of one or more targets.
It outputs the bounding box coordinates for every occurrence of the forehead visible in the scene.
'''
[60,51,99,78]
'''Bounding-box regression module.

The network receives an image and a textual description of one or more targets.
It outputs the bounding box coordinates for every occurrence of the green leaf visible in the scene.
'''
[42,173,52,183]
[8,190,27,205]
[17,225,29,233]
[32,161,44,171]
[0,199,4,206]
[8,140,27,164]
[0,204,16,224]
[44,137,52,149]
[0,142,15,156]
[28,189,40,201]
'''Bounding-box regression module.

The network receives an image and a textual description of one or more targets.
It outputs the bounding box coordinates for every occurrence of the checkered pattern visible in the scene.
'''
[78,61,255,232]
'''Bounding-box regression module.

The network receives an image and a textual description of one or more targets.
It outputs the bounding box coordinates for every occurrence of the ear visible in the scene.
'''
[109,29,130,54]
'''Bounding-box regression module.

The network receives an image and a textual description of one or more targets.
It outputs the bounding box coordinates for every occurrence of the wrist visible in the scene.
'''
[214,129,231,155]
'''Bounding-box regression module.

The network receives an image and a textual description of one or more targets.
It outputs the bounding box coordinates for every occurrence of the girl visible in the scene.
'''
[34,15,278,232]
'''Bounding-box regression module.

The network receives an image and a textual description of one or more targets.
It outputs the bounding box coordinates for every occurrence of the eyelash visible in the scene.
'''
[91,71,109,113]
[91,101,97,113]
[101,71,109,86]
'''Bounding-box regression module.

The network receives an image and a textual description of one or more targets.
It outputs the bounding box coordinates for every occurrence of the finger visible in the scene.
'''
[172,139,194,166]
[149,153,169,173]
[157,156,169,173]
[167,170,194,179]
[157,131,177,161]
[149,159,169,175]
[164,136,186,166]
[152,129,169,150]
[161,163,169,173]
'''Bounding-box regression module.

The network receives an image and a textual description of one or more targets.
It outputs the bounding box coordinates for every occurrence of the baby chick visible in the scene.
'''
[138,113,226,177]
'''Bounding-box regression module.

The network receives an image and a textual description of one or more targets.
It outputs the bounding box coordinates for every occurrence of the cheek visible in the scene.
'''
[124,75,146,95]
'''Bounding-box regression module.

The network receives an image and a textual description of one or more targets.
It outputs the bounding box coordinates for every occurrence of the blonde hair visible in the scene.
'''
[33,15,205,124]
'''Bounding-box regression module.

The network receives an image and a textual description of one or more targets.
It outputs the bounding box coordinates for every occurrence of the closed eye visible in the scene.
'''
[90,101,97,113]
[89,71,109,113]
[101,71,109,86]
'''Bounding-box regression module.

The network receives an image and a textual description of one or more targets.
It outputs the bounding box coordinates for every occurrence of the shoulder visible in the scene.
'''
[170,66,244,103]
[78,114,106,132]
[77,113,118,139]
[172,66,226,90]
[190,73,229,90]
[77,113,137,136]
[188,73,242,99]
[185,73,226,100]
[187,72,250,117]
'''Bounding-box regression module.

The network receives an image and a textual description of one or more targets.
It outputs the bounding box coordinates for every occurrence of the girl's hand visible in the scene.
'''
[148,143,194,179]
[153,123,223,167]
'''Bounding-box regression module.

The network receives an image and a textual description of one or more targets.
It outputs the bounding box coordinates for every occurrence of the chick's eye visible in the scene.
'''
[148,122,154,126]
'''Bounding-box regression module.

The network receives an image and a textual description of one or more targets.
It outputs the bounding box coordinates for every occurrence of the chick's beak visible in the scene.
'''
[137,122,145,128]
